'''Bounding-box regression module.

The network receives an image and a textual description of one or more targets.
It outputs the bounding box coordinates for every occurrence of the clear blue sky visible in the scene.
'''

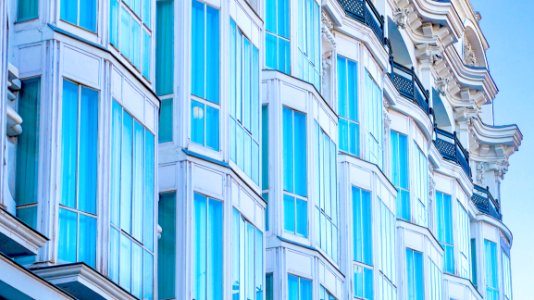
[471,0,534,297]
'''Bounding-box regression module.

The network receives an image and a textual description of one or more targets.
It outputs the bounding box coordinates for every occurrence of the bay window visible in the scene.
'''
[191,0,220,150]
[390,131,409,220]
[297,0,320,89]
[283,107,308,237]
[109,100,155,299]
[59,80,98,267]
[229,20,260,184]
[436,191,454,273]
[314,123,338,262]
[265,0,289,73]
[337,56,359,156]
[232,209,264,300]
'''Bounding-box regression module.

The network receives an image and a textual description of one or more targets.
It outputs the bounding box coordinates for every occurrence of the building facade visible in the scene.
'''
[0,0,522,300]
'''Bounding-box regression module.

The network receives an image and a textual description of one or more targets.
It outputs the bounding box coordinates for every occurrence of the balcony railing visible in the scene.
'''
[389,61,431,115]
[434,128,472,178]
[472,185,502,220]
[337,0,384,42]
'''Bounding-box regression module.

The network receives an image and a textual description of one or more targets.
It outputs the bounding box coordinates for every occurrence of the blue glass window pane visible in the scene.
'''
[205,5,220,104]
[143,251,154,300]
[58,208,77,263]
[17,0,38,21]
[61,80,78,209]
[284,194,295,232]
[156,0,174,95]
[300,278,312,300]
[111,102,121,225]
[79,214,96,267]
[265,33,277,70]
[132,121,144,241]
[119,234,132,291]
[110,0,119,46]
[294,111,307,197]
[121,112,133,233]
[120,7,131,60]
[255,229,263,300]
[266,273,273,300]
[206,105,219,150]
[279,39,290,74]
[191,100,205,145]
[78,87,98,214]
[142,0,150,26]
[158,193,176,298]
[209,199,223,300]
[349,122,359,156]
[142,31,151,79]
[278,0,289,38]
[109,227,119,282]
[80,0,97,32]
[191,0,205,98]
[144,132,155,249]
[362,190,372,264]
[338,118,348,153]
[194,193,207,300]
[296,198,308,237]
[347,60,358,120]
[288,275,298,300]
[132,243,142,298]
[337,57,347,117]
[283,108,293,192]
[16,207,37,230]
[471,239,478,287]
[16,78,40,206]
[364,267,374,299]
[262,106,269,189]
[60,0,77,26]
[232,210,240,299]
[159,98,172,143]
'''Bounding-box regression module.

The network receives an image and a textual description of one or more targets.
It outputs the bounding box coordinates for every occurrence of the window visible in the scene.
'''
[61,0,97,32]
[428,259,442,300]
[155,0,174,95]
[265,0,289,73]
[297,0,320,89]
[406,248,424,300]
[471,239,478,287]
[262,106,269,230]
[457,202,471,279]
[17,0,38,21]
[337,56,359,156]
[266,273,273,300]
[436,192,454,273]
[413,144,428,227]
[158,192,176,299]
[193,193,223,300]
[484,240,499,300]
[283,107,307,237]
[390,131,409,220]
[15,78,40,230]
[502,251,512,300]
[59,80,98,268]
[232,209,264,300]
[229,20,260,184]
[109,101,155,298]
[378,201,396,299]
[191,0,219,150]
[288,274,312,300]
[314,123,338,262]
[352,187,373,299]
[110,0,152,79]
[320,286,336,300]
[364,72,383,168]
[158,98,172,143]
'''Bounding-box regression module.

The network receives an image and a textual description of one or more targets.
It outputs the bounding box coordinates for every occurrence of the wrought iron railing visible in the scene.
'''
[472,185,502,220]
[337,0,384,42]
[434,128,472,178]
[390,60,431,115]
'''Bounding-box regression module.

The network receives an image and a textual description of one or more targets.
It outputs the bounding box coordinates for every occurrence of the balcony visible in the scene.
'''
[337,0,384,42]
[434,128,472,178]
[389,61,431,115]
[472,185,502,220]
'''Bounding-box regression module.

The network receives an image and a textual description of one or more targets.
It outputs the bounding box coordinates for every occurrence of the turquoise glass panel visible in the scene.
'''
[79,214,96,267]
[155,0,174,95]
[144,132,155,249]
[205,5,219,104]
[142,0,150,26]
[80,0,97,32]
[265,0,275,32]
[266,273,273,300]
[208,199,223,300]
[246,223,254,300]
[120,112,133,233]
[338,118,348,152]
[232,210,240,300]
[294,111,307,197]
[255,229,263,300]
[158,193,176,299]
[300,278,312,300]
[191,100,205,145]
[60,0,77,26]
[354,266,373,299]
[337,57,347,117]
[119,234,132,291]
[110,101,121,225]
[406,249,424,300]
[288,275,298,300]
[132,243,142,298]
[349,122,359,156]
[191,0,204,98]
[347,60,358,120]
[278,0,289,38]
[58,208,77,263]
[206,105,219,150]
[265,34,276,70]
[120,7,131,59]
[78,86,98,214]
[17,0,38,21]
[61,80,78,209]
[131,21,141,68]
[193,193,207,300]
[391,131,410,220]
[282,107,293,192]
[16,78,40,206]
[296,198,308,237]
[16,207,37,230]
[353,187,372,265]
[110,0,119,46]
[159,99,172,143]
[484,240,499,300]
[284,194,295,232]
[436,192,454,273]
[471,239,477,287]
[142,30,151,79]
[262,106,269,189]
[132,121,144,241]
